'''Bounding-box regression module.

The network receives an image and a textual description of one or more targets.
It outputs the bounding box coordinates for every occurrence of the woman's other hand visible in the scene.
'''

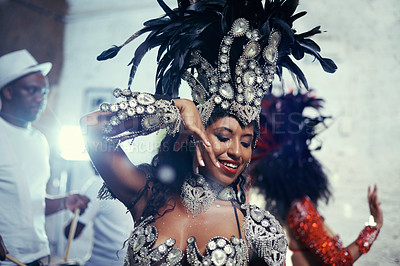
[368,184,383,229]
[172,99,220,169]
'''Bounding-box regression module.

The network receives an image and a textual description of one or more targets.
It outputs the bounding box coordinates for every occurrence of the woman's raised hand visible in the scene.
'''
[368,184,383,229]
[172,99,220,169]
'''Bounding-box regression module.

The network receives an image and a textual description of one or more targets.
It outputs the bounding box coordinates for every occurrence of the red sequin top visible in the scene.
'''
[287,196,354,265]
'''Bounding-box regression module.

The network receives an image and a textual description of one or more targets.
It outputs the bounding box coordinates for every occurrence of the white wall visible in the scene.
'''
[292,1,400,265]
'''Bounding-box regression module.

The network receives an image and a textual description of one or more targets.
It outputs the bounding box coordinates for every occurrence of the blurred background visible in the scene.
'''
[1,0,399,265]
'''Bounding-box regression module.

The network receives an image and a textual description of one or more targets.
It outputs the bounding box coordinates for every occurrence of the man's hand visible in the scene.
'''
[0,235,8,261]
[65,194,90,215]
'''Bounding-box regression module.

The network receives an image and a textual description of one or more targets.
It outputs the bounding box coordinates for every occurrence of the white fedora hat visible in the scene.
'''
[0,49,52,90]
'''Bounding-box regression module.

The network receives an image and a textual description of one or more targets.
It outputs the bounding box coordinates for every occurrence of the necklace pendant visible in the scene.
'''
[181,174,236,217]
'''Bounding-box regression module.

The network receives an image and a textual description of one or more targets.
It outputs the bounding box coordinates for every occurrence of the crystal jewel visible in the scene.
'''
[252,30,259,39]
[126,107,135,116]
[142,116,161,129]
[100,103,109,112]
[220,54,228,63]
[167,248,183,264]
[110,103,119,112]
[119,101,128,110]
[221,73,230,82]
[110,116,120,126]
[231,237,240,245]
[277,237,287,252]
[244,87,256,103]
[220,64,228,72]
[150,249,162,261]
[217,239,226,248]
[210,85,218,93]
[249,61,257,69]
[192,85,206,103]
[137,93,155,105]
[264,46,278,63]
[246,31,252,39]
[129,99,137,107]
[250,207,264,222]
[232,19,248,37]
[118,111,127,120]
[146,105,155,114]
[165,238,175,247]
[208,241,217,250]
[221,101,230,109]
[136,106,145,114]
[211,249,227,266]
[224,36,233,45]
[219,83,234,99]
[133,235,146,252]
[122,89,131,96]
[270,31,281,46]
[158,244,167,253]
[244,42,260,58]
[224,245,233,254]
[113,88,122,97]
[243,71,256,87]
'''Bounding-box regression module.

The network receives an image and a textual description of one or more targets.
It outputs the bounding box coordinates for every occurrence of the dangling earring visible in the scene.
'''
[242,159,251,174]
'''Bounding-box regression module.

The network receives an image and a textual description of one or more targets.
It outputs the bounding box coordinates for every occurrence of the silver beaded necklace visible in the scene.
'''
[181,174,237,217]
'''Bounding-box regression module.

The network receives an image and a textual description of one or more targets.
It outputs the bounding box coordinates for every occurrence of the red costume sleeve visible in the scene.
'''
[287,197,354,265]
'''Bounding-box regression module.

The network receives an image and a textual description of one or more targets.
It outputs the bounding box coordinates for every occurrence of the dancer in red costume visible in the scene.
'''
[250,91,383,265]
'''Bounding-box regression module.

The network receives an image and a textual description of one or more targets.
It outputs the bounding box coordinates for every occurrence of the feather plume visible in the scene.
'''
[97,0,337,96]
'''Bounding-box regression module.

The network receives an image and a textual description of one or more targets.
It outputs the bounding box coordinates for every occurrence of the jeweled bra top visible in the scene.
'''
[124,204,287,266]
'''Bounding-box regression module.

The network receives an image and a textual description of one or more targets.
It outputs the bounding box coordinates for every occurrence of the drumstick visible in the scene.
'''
[6,254,26,266]
[64,208,80,262]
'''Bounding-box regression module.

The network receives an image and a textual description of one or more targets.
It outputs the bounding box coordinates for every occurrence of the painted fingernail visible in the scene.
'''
[200,160,205,167]
[206,140,211,146]
[216,161,220,168]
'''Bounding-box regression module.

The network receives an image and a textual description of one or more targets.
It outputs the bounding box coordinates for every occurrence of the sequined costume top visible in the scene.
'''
[124,204,287,266]
[287,196,354,265]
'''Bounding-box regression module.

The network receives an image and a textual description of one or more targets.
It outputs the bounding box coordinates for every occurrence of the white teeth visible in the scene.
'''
[221,162,238,169]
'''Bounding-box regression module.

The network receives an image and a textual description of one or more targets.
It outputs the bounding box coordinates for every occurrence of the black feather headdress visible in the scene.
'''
[250,90,332,221]
[98,0,337,98]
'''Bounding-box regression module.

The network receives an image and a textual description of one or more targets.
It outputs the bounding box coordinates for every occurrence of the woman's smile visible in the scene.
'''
[219,159,240,175]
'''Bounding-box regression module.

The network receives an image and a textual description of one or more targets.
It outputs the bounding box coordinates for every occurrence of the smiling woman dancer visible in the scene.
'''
[81,0,336,265]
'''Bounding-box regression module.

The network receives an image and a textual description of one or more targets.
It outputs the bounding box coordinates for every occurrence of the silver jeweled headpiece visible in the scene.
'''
[183,18,280,126]
[97,0,337,138]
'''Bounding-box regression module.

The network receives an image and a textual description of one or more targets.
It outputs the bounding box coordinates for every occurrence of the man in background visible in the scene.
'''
[0,49,89,266]
[64,168,134,266]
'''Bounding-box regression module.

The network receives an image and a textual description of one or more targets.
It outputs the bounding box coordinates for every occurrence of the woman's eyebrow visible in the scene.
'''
[214,127,233,133]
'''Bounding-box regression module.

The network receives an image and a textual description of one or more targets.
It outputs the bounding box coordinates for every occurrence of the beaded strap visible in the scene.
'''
[100,90,182,143]
[356,225,380,254]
